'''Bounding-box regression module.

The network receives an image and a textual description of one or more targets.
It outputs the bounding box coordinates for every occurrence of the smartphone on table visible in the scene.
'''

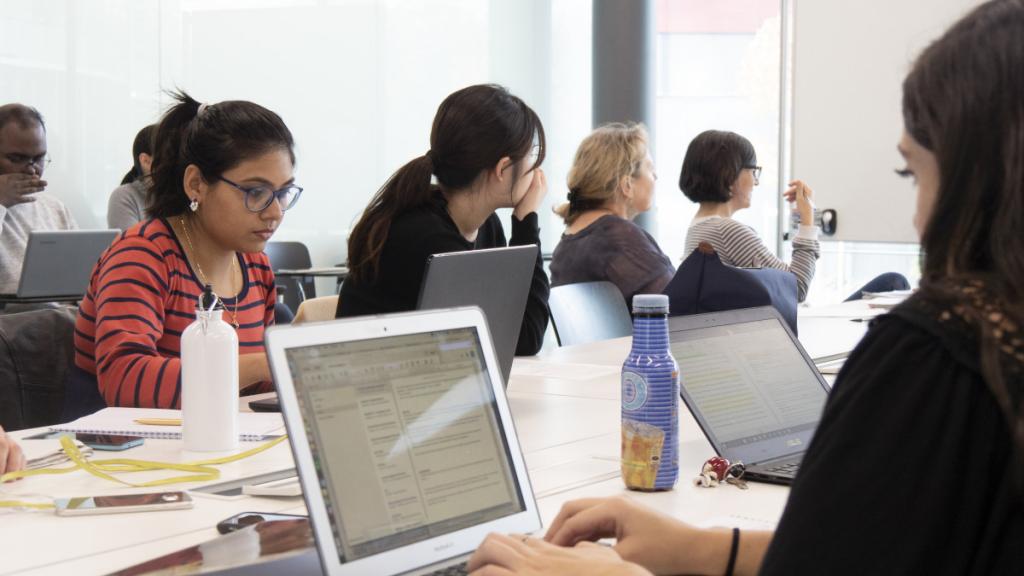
[216,511,308,534]
[74,433,144,451]
[54,491,193,516]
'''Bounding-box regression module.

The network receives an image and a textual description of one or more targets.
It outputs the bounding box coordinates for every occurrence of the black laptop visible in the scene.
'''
[248,245,538,413]
[669,306,831,484]
[0,230,118,301]
[416,244,538,387]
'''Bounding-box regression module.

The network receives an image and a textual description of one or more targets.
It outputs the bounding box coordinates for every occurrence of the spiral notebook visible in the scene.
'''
[51,407,285,440]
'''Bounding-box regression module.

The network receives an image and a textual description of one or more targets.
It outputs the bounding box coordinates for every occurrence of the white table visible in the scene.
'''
[0,309,867,575]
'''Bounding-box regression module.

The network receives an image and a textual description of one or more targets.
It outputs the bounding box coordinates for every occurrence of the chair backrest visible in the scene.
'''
[663,243,799,334]
[549,281,633,347]
[0,306,77,430]
[264,241,315,314]
[293,295,340,325]
[745,267,799,332]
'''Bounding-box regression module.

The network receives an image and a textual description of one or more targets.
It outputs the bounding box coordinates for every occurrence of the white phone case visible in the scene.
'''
[54,491,193,516]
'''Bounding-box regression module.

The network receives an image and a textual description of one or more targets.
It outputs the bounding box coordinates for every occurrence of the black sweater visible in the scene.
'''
[337,191,550,355]
[759,290,1024,575]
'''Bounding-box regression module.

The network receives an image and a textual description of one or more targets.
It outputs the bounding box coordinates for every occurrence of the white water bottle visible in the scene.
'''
[181,285,239,452]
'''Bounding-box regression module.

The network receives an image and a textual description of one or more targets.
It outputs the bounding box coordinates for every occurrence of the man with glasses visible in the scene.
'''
[0,103,76,294]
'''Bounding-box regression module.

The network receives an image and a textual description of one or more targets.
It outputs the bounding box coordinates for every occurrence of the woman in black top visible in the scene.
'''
[337,84,550,355]
[466,1,1024,574]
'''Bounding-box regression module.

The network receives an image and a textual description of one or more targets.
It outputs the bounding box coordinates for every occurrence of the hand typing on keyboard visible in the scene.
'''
[466,531,651,576]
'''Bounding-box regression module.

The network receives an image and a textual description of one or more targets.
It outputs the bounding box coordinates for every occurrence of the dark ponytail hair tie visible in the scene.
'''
[424,150,438,174]
[568,187,582,210]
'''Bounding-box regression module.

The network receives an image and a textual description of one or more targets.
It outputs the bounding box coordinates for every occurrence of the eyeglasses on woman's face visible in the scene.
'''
[218,176,303,213]
[744,165,762,185]
[3,153,50,170]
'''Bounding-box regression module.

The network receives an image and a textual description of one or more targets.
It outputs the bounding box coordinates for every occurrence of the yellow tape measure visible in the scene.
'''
[0,435,289,506]
[0,500,54,510]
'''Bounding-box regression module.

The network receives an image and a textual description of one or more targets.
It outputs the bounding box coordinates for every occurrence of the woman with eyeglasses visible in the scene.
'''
[468,1,1024,574]
[70,92,301,411]
[338,84,550,356]
[680,130,820,302]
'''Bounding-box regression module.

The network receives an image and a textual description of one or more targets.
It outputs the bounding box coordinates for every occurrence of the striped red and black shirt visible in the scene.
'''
[74,218,277,409]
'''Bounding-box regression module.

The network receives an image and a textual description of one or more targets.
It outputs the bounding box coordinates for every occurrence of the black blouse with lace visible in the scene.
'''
[760,281,1024,575]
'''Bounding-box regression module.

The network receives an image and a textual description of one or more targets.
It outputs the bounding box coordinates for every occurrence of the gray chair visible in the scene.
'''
[0,306,77,430]
[264,241,315,316]
[548,281,633,347]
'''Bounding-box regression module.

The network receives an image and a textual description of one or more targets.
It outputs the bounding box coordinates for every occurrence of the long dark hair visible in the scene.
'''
[346,84,546,283]
[903,0,1024,476]
[148,91,295,218]
[120,124,156,185]
[678,130,757,204]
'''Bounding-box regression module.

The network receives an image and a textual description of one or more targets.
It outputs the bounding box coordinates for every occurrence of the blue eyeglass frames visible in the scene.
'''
[218,176,303,213]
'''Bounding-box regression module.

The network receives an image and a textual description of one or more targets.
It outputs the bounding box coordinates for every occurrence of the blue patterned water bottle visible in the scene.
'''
[621,294,679,491]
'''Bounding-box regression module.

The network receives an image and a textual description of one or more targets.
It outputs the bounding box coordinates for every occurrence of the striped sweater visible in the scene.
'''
[683,216,820,302]
[73,218,276,409]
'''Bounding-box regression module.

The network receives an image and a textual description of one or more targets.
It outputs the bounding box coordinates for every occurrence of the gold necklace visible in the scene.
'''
[179,216,241,329]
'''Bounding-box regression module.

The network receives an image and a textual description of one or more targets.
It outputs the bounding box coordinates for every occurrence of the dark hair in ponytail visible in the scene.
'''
[147,91,295,218]
[346,84,546,283]
[120,124,156,185]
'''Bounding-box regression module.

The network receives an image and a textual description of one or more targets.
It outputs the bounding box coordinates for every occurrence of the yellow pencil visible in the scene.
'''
[133,418,182,426]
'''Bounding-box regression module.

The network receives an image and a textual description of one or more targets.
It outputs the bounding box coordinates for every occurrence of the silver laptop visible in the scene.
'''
[265,306,540,575]
[417,245,538,387]
[3,230,119,299]
[669,306,830,485]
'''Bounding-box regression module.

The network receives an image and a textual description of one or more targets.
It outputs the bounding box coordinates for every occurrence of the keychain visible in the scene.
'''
[694,456,748,489]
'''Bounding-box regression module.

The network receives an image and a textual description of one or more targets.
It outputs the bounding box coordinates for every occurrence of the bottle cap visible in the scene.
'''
[199,284,220,312]
[632,294,669,313]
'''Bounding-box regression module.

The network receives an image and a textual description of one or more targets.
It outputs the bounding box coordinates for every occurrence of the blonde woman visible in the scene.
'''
[550,123,674,304]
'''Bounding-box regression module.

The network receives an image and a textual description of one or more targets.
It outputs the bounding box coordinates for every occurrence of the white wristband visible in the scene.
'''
[795,224,819,241]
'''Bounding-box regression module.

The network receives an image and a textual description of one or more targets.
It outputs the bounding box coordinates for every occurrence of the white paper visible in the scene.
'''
[51,408,284,441]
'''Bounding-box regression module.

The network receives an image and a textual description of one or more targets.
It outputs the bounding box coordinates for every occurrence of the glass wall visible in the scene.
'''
[653,0,782,261]
[0,0,163,228]
[0,0,919,306]
[0,0,584,289]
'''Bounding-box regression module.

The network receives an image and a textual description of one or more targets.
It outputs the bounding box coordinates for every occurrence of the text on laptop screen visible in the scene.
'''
[670,318,827,450]
[284,327,525,563]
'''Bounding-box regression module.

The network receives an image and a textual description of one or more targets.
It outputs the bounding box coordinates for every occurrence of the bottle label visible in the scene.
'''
[621,418,665,490]
[621,370,648,411]
[621,361,679,491]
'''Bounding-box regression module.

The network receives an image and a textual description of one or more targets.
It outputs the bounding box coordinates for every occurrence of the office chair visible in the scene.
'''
[0,307,77,430]
[293,295,340,324]
[549,281,633,347]
[264,241,315,315]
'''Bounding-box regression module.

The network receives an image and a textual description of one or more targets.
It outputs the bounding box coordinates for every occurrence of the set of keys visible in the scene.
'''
[694,456,748,489]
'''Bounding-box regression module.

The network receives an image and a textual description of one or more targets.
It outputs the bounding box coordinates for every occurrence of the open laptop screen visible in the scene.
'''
[670,316,828,464]
[283,326,525,564]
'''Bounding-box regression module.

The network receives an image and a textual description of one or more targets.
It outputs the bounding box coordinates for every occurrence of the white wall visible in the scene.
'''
[790,0,982,242]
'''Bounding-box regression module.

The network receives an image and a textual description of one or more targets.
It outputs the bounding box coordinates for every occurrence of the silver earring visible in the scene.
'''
[189,198,199,212]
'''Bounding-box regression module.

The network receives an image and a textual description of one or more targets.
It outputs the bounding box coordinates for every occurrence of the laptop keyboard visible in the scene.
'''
[427,561,468,575]
[764,461,800,475]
